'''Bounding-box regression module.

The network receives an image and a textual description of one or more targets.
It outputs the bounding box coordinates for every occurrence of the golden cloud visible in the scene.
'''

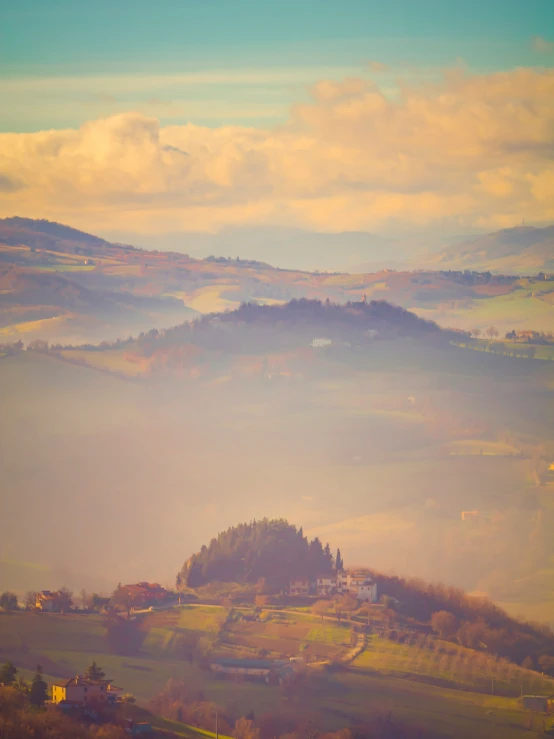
[0,68,553,234]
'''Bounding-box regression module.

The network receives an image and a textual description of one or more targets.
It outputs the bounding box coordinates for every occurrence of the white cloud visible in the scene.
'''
[1,68,553,235]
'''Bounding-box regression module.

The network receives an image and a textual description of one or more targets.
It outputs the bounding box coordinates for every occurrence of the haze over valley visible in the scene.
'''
[1,3,554,737]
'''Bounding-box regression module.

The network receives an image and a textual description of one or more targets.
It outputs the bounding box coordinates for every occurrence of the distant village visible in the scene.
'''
[35,582,172,614]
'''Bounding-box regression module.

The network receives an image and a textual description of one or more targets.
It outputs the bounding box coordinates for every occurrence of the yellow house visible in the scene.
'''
[51,676,122,705]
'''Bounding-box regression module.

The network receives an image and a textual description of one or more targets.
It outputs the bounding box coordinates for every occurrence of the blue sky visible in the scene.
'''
[0,1,552,244]
[1,0,553,131]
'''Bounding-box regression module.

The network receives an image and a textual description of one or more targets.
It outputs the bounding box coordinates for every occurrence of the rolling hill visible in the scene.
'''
[1,218,553,344]
[422,225,554,274]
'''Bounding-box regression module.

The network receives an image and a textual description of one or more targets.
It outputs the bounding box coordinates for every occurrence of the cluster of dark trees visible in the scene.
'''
[431,270,514,286]
[0,592,18,611]
[179,519,335,589]
[219,298,442,336]
[205,255,269,267]
[0,662,48,707]
[0,341,24,355]
[375,573,554,669]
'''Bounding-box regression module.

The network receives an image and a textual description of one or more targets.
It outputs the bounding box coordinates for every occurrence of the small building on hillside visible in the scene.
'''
[52,676,123,706]
[209,658,294,684]
[316,575,338,596]
[289,579,311,596]
[520,695,552,712]
[342,572,378,602]
[289,570,378,603]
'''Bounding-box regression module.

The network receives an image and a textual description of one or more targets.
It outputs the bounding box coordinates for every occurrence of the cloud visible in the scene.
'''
[532,36,554,54]
[1,68,553,235]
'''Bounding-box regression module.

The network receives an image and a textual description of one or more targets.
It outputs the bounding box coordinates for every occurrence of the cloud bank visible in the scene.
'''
[1,68,553,235]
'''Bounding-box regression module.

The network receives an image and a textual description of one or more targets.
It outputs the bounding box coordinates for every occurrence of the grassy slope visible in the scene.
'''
[1,608,550,738]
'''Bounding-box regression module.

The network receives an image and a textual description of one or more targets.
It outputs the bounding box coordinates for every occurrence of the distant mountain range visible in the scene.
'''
[99,224,407,273]
[100,223,554,275]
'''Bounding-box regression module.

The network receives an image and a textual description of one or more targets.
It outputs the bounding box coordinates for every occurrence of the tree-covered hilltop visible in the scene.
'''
[178,519,335,588]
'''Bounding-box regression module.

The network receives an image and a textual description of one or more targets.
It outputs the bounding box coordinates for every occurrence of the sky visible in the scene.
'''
[0,0,553,253]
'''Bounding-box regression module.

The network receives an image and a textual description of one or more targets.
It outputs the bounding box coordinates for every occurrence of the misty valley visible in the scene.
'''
[2,10,554,728]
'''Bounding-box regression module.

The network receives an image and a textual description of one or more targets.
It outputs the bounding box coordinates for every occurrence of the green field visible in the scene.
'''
[353,635,554,697]
[306,623,352,646]
[1,609,552,738]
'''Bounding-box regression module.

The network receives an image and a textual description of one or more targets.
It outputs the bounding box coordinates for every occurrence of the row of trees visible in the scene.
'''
[469,326,499,340]
[0,588,116,614]
[0,587,74,613]
[372,573,554,668]
[431,610,554,676]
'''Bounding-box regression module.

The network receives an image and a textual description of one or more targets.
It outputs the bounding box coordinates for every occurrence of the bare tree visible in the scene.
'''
[24,591,38,610]
[312,600,329,622]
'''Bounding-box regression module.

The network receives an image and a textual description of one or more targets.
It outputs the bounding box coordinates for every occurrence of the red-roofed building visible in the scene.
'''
[120,582,169,607]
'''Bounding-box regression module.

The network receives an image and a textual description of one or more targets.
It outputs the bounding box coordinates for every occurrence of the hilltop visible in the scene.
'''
[179,519,335,588]
[179,519,554,670]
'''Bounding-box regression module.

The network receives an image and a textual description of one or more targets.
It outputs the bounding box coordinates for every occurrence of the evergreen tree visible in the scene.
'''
[323,542,333,569]
[0,660,17,686]
[84,661,106,681]
[29,665,48,707]
[336,548,344,573]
